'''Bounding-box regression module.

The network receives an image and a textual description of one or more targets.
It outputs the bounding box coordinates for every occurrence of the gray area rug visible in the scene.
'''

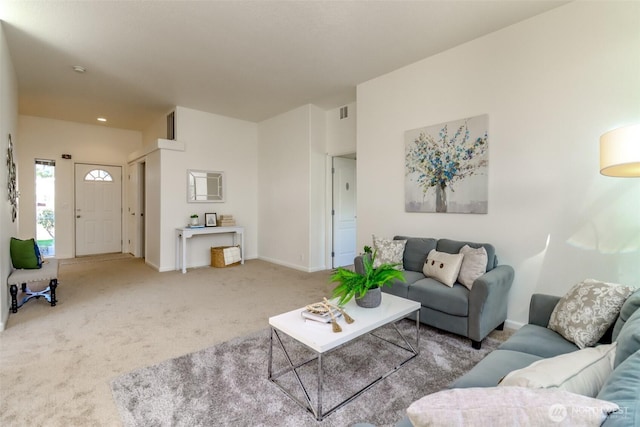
[111,320,505,427]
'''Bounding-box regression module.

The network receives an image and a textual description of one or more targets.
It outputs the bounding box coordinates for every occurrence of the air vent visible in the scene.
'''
[167,111,175,140]
[340,106,348,120]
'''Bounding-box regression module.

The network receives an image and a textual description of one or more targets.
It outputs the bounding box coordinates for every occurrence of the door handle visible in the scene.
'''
[76,215,81,218]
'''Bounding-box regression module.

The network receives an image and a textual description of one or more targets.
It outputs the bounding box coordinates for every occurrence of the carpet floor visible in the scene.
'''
[111,319,510,427]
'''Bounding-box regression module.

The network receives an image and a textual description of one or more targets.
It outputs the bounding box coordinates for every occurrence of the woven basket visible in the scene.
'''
[210,246,241,268]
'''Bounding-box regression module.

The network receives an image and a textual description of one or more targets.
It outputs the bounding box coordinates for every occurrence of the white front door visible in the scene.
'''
[75,163,122,256]
[333,157,357,267]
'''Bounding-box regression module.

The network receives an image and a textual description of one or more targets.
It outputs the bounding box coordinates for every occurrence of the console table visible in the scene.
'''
[175,226,244,273]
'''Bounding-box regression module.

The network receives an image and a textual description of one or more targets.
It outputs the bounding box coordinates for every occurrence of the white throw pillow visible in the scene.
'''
[372,235,406,270]
[423,249,464,287]
[457,245,487,290]
[548,279,635,349]
[407,386,619,427]
[499,343,616,397]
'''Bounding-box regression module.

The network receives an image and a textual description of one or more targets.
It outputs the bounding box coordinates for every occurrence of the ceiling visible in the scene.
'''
[1,1,568,131]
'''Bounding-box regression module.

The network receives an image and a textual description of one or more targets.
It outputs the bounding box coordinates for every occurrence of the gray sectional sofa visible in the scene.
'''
[390,289,640,427]
[354,237,514,349]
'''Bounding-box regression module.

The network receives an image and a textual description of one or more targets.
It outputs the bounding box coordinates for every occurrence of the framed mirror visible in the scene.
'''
[187,169,225,203]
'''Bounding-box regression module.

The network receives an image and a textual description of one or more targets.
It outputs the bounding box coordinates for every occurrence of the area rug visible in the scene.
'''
[111,320,506,427]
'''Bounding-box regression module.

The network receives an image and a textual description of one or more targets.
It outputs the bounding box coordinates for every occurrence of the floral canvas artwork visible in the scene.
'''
[405,115,488,214]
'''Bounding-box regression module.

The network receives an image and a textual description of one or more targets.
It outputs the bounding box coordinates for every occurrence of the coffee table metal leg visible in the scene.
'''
[317,352,323,420]
[270,309,420,421]
[269,328,319,418]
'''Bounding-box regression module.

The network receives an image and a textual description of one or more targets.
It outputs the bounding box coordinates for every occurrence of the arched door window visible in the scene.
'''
[84,169,113,182]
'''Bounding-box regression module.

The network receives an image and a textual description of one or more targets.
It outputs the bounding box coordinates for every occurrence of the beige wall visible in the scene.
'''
[0,22,19,330]
[357,1,640,326]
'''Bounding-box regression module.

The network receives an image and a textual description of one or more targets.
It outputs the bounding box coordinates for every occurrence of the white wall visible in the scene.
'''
[326,102,357,156]
[357,1,640,326]
[258,105,312,270]
[0,22,19,330]
[309,104,326,271]
[16,116,143,259]
[149,106,258,271]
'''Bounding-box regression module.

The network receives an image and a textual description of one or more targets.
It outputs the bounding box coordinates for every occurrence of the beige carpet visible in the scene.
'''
[0,257,335,426]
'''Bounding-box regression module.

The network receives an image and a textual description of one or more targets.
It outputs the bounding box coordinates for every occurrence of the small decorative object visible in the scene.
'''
[218,214,236,226]
[190,214,199,226]
[205,212,217,227]
[329,247,406,308]
[405,114,488,214]
[302,299,354,333]
[6,134,18,222]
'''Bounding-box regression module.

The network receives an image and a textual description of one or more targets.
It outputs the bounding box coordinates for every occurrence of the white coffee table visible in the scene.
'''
[268,293,420,420]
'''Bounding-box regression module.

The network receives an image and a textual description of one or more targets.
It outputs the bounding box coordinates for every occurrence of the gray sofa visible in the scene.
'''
[355,237,514,349]
[390,290,640,427]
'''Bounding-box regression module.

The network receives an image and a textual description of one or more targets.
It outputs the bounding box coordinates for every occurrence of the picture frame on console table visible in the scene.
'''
[205,213,218,227]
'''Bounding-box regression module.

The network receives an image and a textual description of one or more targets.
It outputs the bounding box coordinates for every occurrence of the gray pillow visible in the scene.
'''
[548,279,635,349]
[436,239,496,272]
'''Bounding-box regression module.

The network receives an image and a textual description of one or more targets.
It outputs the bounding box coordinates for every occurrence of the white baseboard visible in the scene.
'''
[505,319,525,330]
[258,256,314,273]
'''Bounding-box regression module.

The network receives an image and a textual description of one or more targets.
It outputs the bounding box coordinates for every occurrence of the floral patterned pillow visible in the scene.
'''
[372,236,406,270]
[548,279,635,349]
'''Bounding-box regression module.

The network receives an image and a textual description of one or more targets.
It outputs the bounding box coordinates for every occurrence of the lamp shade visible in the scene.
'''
[600,124,640,177]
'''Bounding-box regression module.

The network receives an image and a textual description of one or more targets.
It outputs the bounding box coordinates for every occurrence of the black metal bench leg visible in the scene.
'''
[50,279,58,306]
[10,284,18,313]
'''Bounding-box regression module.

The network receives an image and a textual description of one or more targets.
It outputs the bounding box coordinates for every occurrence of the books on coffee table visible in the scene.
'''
[301,307,342,323]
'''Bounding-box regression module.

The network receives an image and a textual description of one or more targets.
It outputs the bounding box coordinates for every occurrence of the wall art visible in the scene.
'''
[6,133,18,222]
[405,114,488,214]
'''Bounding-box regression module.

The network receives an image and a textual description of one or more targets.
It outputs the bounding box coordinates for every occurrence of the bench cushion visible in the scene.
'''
[8,259,59,286]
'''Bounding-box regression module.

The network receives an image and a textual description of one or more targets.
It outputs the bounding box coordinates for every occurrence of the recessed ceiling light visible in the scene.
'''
[97,117,107,122]
[72,65,86,73]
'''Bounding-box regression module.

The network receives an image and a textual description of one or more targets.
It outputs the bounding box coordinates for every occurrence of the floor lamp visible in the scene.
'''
[600,124,640,177]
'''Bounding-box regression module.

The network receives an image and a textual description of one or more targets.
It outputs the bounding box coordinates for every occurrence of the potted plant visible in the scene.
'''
[329,247,406,308]
[190,214,199,226]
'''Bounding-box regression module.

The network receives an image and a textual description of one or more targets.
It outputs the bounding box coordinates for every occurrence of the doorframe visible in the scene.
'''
[73,162,125,257]
[137,161,146,258]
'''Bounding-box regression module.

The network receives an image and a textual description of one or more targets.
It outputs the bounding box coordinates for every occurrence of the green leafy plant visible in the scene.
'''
[190,214,198,218]
[37,209,55,238]
[329,249,406,306]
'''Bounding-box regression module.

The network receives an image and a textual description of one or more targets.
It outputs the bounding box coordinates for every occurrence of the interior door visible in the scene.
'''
[75,163,122,256]
[332,157,357,267]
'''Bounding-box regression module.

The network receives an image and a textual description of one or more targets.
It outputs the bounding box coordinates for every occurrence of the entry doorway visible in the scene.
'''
[332,155,357,268]
[75,163,123,256]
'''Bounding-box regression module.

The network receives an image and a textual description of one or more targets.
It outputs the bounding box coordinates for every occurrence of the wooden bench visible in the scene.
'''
[7,259,59,313]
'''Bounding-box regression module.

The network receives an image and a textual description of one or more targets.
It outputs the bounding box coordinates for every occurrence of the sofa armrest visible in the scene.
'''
[468,265,515,342]
[528,293,561,327]
[353,253,371,275]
